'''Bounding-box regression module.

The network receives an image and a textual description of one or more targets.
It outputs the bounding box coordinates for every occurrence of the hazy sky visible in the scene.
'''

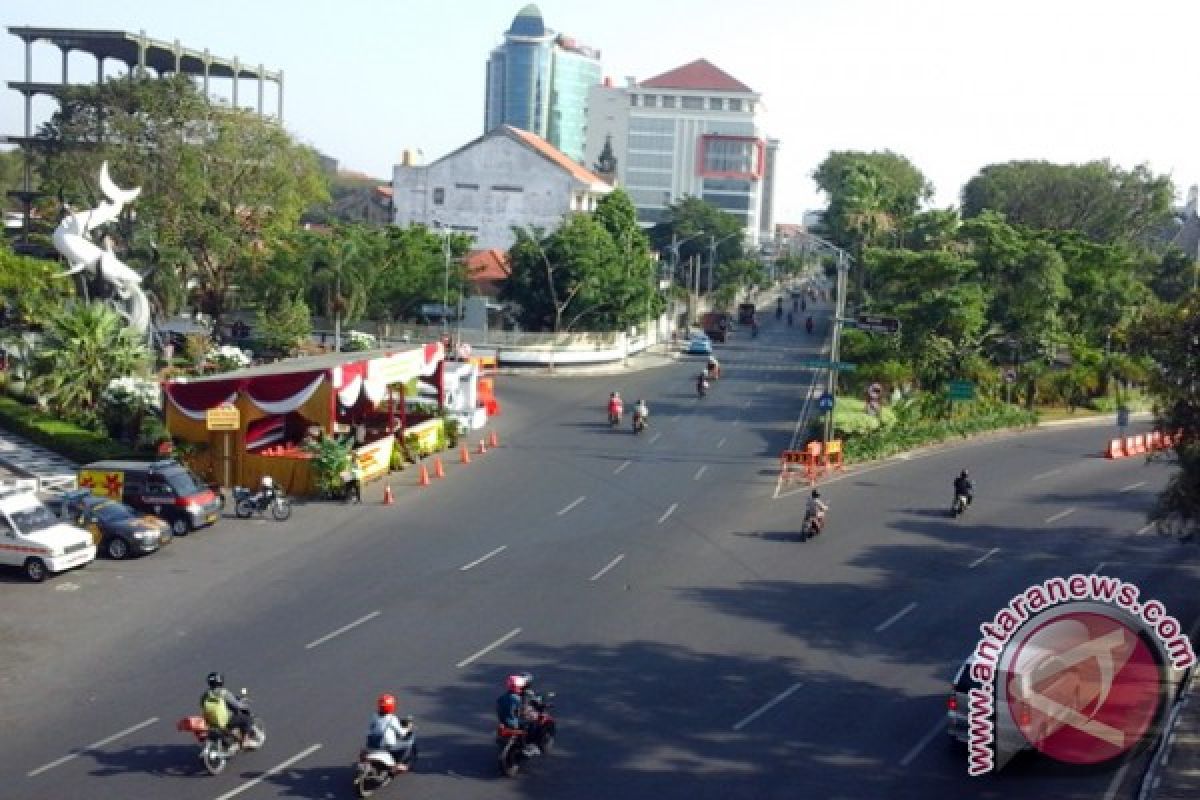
[3,0,1197,220]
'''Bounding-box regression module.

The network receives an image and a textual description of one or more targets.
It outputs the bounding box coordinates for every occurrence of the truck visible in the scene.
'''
[700,311,732,343]
[0,482,96,581]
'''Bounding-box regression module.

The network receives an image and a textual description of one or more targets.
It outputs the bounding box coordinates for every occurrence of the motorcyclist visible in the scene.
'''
[365,693,413,774]
[953,470,974,507]
[200,671,253,747]
[804,489,828,532]
[608,391,623,424]
[633,399,649,427]
[805,316,814,334]
[258,475,276,502]
[696,372,709,397]
[497,674,540,757]
[706,355,720,380]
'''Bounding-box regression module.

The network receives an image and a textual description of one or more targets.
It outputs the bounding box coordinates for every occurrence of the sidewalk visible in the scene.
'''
[1143,666,1200,798]
[0,427,78,491]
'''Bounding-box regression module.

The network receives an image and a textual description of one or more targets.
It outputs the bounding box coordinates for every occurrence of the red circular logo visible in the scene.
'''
[1005,610,1164,765]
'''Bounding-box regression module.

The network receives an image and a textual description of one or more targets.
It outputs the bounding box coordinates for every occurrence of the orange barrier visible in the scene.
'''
[823,439,845,471]
[471,355,498,375]
[780,450,810,483]
[1105,439,1126,459]
[459,445,471,464]
[1124,436,1138,455]
[1134,434,1147,454]
[418,464,431,487]
[489,430,499,448]
[433,457,445,479]
[477,439,488,455]
[1148,431,1162,451]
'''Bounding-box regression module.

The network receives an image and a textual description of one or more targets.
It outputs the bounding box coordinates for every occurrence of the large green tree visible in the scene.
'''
[34,74,328,324]
[0,241,74,328]
[961,160,1173,245]
[647,196,745,284]
[813,150,933,253]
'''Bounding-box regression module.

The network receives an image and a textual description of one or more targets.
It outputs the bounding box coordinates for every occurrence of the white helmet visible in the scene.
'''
[261,475,274,488]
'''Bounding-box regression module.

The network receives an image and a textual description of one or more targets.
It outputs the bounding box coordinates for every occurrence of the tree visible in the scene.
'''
[813,150,933,252]
[34,75,328,327]
[0,242,74,328]
[29,302,150,426]
[254,294,312,356]
[961,160,1173,245]
[647,196,745,282]
[1133,291,1200,537]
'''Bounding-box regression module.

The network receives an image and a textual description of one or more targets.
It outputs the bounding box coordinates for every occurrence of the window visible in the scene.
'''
[681,96,703,110]
[454,182,479,190]
[629,94,638,107]
[662,95,676,109]
[491,184,524,193]
[710,98,724,111]
[642,94,657,108]
[432,187,445,205]
[728,98,742,111]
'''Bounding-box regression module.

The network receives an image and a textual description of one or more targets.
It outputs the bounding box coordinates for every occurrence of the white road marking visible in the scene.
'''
[742,399,752,408]
[658,503,678,524]
[649,432,662,444]
[613,459,631,474]
[460,546,507,571]
[589,554,626,581]
[1119,481,1147,493]
[732,682,803,731]
[456,628,522,668]
[1030,467,1063,481]
[1136,522,1156,535]
[28,717,160,777]
[1045,508,1077,524]
[899,717,945,767]
[1101,761,1131,800]
[875,602,918,633]
[214,743,323,800]
[1092,562,1106,574]
[305,610,381,649]
[557,496,586,516]
[693,466,708,480]
[968,547,1000,569]
[716,437,727,449]
[54,581,80,592]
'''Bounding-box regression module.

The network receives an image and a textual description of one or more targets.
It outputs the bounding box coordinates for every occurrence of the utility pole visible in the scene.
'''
[824,251,850,447]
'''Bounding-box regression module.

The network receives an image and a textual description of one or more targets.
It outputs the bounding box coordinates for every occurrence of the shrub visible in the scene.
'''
[0,393,139,463]
[342,330,377,352]
[206,345,251,372]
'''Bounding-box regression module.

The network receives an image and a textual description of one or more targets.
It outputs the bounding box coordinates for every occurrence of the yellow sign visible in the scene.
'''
[206,405,241,431]
[354,435,395,483]
[79,469,125,500]
[407,419,443,455]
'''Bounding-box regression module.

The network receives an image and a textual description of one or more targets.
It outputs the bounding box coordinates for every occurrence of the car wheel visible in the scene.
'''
[171,517,190,537]
[106,536,130,560]
[24,557,47,582]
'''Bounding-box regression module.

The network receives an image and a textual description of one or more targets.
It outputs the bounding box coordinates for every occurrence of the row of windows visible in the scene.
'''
[629,117,675,135]
[431,185,524,204]
[631,94,752,113]
[702,191,753,212]
[626,168,672,189]
[628,134,675,152]
[703,138,757,174]
[627,151,674,169]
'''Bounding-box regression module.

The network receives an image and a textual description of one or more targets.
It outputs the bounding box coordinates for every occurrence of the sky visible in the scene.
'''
[3,0,1198,221]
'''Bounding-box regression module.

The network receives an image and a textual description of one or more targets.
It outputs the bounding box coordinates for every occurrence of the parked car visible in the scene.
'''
[56,490,171,559]
[686,334,713,355]
[0,483,95,581]
[78,460,221,536]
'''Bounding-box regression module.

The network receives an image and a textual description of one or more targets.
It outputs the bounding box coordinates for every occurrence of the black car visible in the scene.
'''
[57,490,172,559]
[79,460,221,536]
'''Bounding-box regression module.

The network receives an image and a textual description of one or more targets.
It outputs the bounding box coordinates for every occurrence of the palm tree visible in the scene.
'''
[30,302,150,426]
[309,225,379,349]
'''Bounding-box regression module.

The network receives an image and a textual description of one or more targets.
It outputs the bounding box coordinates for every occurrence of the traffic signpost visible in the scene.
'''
[818,392,835,413]
[797,358,857,372]
[855,314,901,335]
[948,380,975,402]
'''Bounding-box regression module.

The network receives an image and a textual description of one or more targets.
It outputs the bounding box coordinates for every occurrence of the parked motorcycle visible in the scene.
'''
[176,691,266,775]
[353,716,417,798]
[233,486,291,520]
[496,693,557,777]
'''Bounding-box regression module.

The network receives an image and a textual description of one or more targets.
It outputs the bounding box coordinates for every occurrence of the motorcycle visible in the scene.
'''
[632,412,647,435]
[233,486,292,520]
[608,408,623,428]
[696,377,709,399]
[952,493,971,517]
[496,693,556,777]
[353,716,417,798]
[802,511,824,540]
[176,691,266,775]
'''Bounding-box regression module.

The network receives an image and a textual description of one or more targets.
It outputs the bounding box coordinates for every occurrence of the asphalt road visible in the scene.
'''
[0,303,1194,800]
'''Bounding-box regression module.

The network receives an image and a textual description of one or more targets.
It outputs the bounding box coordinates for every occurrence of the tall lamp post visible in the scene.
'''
[796,232,852,448]
[668,232,703,326]
[433,220,452,336]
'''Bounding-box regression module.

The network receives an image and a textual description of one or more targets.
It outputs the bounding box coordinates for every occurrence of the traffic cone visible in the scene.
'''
[418,463,431,487]
[382,485,394,505]
[489,430,499,448]
[434,457,445,479]
[478,438,488,454]
[459,445,471,464]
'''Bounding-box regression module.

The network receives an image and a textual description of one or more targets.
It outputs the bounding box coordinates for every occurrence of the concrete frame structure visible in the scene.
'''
[4,26,284,249]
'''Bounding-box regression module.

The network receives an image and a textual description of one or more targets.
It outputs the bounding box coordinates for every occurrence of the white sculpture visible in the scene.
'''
[52,162,151,333]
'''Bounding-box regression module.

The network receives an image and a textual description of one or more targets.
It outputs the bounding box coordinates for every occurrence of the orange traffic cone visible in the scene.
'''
[489,430,499,448]
[434,457,445,479]
[382,485,394,505]
[418,463,431,487]
[478,438,488,455]
[460,445,471,464]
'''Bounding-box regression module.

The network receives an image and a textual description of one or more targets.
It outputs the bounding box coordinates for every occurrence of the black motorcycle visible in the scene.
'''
[952,492,971,517]
[233,486,292,520]
[632,413,647,435]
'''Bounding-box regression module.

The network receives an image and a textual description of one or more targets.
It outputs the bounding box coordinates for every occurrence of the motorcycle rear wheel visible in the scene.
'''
[499,741,521,777]
[353,764,389,798]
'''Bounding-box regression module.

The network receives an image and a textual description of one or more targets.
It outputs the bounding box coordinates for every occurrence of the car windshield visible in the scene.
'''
[10,504,58,534]
[93,503,137,522]
[165,469,204,496]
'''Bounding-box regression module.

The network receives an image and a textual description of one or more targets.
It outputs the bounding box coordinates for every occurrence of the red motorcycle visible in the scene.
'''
[496,693,557,777]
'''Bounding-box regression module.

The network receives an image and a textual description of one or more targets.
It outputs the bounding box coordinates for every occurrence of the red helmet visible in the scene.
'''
[377,693,396,714]
[506,675,528,693]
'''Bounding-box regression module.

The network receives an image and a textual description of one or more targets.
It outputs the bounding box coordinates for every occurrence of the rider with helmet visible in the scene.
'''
[366,693,414,774]
[953,469,974,507]
[706,356,720,380]
[633,398,649,426]
[608,391,623,425]
[804,489,828,533]
[200,672,252,745]
[497,674,541,757]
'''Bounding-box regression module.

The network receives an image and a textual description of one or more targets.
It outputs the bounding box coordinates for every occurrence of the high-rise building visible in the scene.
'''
[484,5,601,163]
[584,59,779,245]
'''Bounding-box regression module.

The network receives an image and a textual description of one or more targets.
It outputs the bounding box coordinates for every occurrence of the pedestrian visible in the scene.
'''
[342,457,363,503]
[787,311,794,327]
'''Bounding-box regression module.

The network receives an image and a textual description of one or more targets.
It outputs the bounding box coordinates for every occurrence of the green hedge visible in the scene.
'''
[841,404,1039,463]
[0,394,139,464]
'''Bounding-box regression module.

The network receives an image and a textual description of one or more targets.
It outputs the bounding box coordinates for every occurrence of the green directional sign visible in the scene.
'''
[797,358,857,372]
[948,379,975,401]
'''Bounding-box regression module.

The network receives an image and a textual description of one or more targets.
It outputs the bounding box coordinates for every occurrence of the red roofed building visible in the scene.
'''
[392,125,612,251]
[584,59,779,246]
[465,248,510,298]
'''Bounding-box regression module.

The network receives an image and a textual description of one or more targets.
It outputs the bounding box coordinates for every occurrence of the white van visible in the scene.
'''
[0,484,96,581]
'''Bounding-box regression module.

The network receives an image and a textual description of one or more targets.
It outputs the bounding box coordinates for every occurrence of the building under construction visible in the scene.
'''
[3,26,284,252]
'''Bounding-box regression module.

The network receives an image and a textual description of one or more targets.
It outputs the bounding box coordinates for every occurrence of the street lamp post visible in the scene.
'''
[667,232,703,326]
[707,233,740,295]
[433,221,451,336]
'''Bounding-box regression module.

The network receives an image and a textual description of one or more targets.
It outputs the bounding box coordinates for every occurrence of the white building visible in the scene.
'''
[584,59,779,245]
[392,125,612,250]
